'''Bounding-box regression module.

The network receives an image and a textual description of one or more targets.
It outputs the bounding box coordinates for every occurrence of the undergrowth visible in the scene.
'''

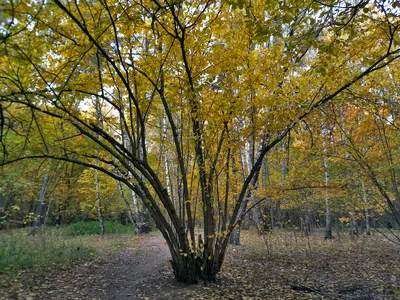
[64,220,134,236]
[0,233,94,271]
[0,222,135,272]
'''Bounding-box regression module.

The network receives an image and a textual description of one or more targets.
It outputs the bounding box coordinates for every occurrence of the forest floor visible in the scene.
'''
[1,230,400,299]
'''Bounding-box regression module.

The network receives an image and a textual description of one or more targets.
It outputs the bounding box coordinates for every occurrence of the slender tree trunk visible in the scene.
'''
[253,156,267,233]
[31,174,49,235]
[42,171,61,230]
[117,180,137,231]
[324,158,332,239]
[230,144,248,245]
[361,181,370,236]
[132,190,140,224]
[94,56,106,235]
[94,168,105,235]
[350,211,359,239]
[230,145,262,245]
[253,202,263,233]
[323,130,333,240]
[278,137,289,229]
[42,197,53,229]
[230,37,258,244]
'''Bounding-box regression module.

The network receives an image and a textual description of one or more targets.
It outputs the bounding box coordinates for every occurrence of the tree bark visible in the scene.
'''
[117,180,137,231]
[361,181,370,236]
[94,168,105,235]
[31,174,49,235]
[323,129,333,240]
[350,211,359,239]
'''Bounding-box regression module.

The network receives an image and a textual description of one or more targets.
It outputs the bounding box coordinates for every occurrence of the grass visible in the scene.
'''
[0,221,135,272]
[0,233,94,271]
[64,220,134,236]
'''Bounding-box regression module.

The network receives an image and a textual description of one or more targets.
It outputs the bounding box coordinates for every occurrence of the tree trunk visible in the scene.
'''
[131,190,150,234]
[229,225,241,245]
[94,168,105,235]
[324,158,332,239]
[361,181,370,236]
[350,211,359,239]
[278,137,289,228]
[94,69,105,235]
[323,129,333,240]
[117,180,137,232]
[229,144,248,245]
[42,171,61,230]
[31,174,49,235]
[254,157,269,233]
[132,190,140,223]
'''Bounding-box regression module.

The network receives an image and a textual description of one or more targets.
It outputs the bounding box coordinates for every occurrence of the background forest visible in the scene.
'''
[1,96,399,240]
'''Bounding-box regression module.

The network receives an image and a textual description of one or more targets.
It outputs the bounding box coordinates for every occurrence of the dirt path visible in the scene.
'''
[19,234,195,300]
[103,235,178,299]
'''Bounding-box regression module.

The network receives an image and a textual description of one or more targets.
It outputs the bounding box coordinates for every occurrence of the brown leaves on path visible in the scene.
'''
[2,231,400,299]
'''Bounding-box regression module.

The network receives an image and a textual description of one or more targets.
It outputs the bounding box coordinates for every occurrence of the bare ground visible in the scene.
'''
[2,231,400,299]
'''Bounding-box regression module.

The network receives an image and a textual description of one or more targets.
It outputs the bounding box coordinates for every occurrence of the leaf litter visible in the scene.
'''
[1,231,399,299]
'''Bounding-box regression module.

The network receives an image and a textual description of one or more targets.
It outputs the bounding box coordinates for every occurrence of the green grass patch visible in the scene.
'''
[0,222,136,272]
[64,220,134,236]
[0,233,94,271]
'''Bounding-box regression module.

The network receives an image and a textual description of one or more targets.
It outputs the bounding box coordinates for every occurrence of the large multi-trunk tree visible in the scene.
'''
[1,0,399,282]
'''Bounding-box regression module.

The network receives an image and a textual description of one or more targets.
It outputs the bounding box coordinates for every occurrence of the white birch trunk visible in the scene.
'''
[117,180,136,231]
[132,190,140,225]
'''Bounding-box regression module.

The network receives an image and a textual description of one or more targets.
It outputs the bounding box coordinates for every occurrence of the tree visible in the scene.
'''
[325,82,400,241]
[1,0,399,282]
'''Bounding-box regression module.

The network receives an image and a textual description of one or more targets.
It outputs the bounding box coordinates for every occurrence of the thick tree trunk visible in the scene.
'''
[31,174,49,235]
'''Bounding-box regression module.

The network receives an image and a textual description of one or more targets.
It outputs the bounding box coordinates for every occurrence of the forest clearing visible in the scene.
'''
[1,228,400,299]
[1,0,400,299]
